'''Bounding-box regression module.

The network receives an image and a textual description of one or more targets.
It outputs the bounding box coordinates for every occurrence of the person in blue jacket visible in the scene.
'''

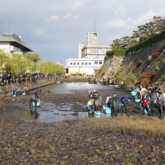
[119,97,130,116]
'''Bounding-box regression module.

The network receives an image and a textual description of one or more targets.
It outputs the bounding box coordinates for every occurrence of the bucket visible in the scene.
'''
[97,83,101,85]
[103,105,111,115]
[13,95,16,97]
[32,102,41,107]
[143,109,151,116]
[114,85,120,88]
[135,99,141,103]
[131,91,137,96]
[94,111,104,118]
[22,93,26,95]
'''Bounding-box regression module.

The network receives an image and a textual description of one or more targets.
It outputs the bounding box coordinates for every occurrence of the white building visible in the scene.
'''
[66,32,111,75]
[0,33,32,55]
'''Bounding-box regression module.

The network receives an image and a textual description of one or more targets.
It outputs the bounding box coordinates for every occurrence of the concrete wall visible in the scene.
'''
[0,42,10,54]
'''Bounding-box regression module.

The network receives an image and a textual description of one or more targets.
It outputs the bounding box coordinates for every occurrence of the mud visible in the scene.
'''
[0,82,159,123]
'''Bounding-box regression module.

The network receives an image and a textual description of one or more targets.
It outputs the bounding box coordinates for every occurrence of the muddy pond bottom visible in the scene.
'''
[8,101,87,123]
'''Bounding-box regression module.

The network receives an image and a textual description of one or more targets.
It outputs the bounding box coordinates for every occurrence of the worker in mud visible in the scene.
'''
[29,92,40,107]
[132,83,135,91]
[88,77,92,84]
[139,98,150,116]
[105,95,112,108]
[136,89,142,100]
[157,92,165,119]
[139,83,143,91]
[155,91,159,107]
[89,91,93,100]
[119,97,130,116]
[93,91,102,111]
[87,99,94,113]
[146,89,152,106]
[111,93,118,117]
[107,77,110,85]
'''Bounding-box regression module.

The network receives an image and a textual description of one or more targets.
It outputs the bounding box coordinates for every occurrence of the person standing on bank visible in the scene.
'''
[157,92,165,119]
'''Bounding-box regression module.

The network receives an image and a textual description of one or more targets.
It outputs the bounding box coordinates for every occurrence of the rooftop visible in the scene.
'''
[0,33,32,52]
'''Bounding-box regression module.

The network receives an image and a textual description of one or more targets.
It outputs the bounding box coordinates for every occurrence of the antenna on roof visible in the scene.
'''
[94,19,96,32]
[6,20,7,33]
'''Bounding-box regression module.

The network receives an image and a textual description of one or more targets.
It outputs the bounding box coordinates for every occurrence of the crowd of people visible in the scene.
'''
[88,77,123,86]
[0,72,56,86]
[135,84,165,119]
[87,79,165,119]
[87,90,130,117]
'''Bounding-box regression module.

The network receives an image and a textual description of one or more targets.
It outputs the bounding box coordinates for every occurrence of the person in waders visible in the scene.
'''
[139,98,150,116]
[105,95,112,108]
[29,92,40,107]
[119,97,130,116]
[93,92,102,112]
[157,92,165,119]
[111,93,118,117]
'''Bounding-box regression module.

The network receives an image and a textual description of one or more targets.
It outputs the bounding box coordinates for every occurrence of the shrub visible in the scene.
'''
[98,69,101,73]
[116,70,121,75]
[106,50,126,57]
[139,70,156,82]
[102,72,105,76]
[120,67,125,72]
[136,62,142,67]
[142,78,151,88]
[113,50,126,56]
[106,50,113,57]
[126,30,165,55]
[152,50,162,58]
[132,67,136,71]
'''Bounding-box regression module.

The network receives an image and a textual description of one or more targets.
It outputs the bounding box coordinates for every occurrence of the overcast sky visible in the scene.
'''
[0,0,165,64]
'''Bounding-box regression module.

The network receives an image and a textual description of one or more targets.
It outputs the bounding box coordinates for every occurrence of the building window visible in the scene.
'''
[82,62,84,65]
[74,62,76,65]
[77,62,79,65]
[85,62,87,65]
[89,62,91,65]
[70,62,72,65]
[99,61,102,64]
[94,61,98,65]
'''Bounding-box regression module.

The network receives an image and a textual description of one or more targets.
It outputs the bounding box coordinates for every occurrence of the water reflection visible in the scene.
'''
[30,107,40,120]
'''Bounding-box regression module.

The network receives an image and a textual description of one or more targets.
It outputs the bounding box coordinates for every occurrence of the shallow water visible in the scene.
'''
[34,82,127,95]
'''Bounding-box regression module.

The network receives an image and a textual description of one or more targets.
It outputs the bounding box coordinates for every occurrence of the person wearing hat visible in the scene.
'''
[139,98,150,116]
[157,92,165,119]
[119,97,130,116]
[111,93,118,117]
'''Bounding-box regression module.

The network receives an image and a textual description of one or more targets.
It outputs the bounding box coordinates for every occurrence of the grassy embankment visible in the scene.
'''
[60,116,165,140]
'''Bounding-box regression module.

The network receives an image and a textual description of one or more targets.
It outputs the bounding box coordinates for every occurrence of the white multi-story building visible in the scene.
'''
[66,32,111,75]
[0,33,32,55]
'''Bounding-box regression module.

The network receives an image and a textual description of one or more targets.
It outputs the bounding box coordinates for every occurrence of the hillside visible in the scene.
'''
[96,35,165,90]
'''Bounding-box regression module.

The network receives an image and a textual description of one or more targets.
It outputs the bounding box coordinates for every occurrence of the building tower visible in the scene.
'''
[86,32,98,46]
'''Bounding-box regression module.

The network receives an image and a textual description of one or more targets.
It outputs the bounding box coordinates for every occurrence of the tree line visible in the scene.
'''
[111,16,165,50]
[0,50,65,77]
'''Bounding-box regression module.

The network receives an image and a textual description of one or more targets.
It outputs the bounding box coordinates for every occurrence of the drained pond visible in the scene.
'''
[3,82,159,122]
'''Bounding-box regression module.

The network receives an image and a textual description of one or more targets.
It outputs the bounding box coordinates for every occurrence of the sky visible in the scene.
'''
[0,0,165,64]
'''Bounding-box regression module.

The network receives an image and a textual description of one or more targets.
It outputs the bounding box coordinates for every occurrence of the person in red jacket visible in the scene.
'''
[139,98,150,116]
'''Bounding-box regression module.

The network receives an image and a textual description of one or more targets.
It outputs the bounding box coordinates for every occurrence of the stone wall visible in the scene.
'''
[103,56,124,79]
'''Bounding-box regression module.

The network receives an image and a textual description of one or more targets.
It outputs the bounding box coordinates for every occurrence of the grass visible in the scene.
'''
[59,116,165,140]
